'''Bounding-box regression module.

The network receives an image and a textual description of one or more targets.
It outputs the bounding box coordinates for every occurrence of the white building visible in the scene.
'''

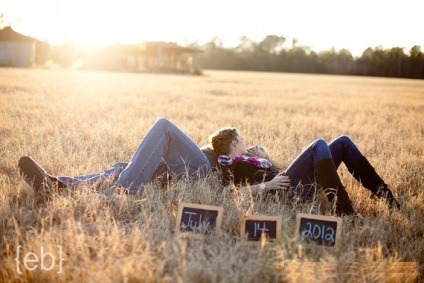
[0,27,35,67]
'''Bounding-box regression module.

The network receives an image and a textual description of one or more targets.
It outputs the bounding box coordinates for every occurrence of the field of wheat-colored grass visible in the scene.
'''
[0,68,423,282]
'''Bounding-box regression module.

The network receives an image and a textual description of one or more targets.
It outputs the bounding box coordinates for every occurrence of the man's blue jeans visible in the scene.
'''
[283,135,364,199]
[58,118,211,194]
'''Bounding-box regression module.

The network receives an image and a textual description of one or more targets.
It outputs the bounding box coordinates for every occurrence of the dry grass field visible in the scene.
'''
[0,68,423,282]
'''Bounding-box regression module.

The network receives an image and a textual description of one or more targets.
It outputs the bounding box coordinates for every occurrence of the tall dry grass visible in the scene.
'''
[0,68,423,282]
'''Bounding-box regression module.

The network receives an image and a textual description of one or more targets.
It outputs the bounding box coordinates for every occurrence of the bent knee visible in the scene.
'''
[153,117,174,129]
[335,135,353,144]
[314,138,328,148]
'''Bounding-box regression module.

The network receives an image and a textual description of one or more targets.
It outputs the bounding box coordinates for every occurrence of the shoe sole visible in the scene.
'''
[18,156,54,194]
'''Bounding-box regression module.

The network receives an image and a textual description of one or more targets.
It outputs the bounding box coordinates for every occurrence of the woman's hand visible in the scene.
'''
[248,145,268,159]
[266,171,291,190]
[239,171,291,195]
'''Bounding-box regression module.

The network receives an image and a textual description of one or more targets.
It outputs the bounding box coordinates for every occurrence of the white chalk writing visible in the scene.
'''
[183,211,211,231]
[254,222,269,237]
[302,222,335,243]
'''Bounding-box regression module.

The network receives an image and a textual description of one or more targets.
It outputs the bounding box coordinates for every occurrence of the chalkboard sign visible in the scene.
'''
[240,215,282,242]
[176,203,224,233]
[295,213,342,247]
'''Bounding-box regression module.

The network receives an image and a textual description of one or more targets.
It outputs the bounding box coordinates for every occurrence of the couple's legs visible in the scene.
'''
[283,135,398,214]
[283,136,364,186]
[283,138,340,199]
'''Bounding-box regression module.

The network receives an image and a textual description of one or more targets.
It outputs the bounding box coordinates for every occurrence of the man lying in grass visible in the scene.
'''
[18,118,219,197]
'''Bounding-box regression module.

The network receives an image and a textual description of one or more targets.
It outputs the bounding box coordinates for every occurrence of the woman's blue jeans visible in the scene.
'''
[283,135,364,199]
[58,118,211,194]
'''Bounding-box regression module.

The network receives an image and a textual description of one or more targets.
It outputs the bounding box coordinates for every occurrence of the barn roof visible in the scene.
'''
[142,42,202,55]
[0,26,35,42]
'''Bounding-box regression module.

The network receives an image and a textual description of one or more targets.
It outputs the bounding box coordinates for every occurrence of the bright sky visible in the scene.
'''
[1,0,423,56]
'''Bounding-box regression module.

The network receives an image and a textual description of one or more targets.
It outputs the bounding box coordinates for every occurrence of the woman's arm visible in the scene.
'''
[236,171,291,196]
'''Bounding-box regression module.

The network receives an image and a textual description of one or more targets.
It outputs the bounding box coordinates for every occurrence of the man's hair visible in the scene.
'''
[209,127,239,155]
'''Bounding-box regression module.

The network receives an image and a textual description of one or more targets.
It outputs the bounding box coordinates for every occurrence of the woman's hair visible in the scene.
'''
[209,127,239,155]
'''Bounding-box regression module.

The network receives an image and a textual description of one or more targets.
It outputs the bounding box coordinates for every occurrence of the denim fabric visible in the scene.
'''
[329,135,364,171]
[57,162,128,189]
[283,135,364,199]
[56,161,170,189]
[57,118,211,194]
[115,118,211,193]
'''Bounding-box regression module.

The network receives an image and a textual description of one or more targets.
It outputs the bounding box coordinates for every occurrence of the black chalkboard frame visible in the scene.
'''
[239,215,282,242]
[295,213,343,247]
[175,202,224,233]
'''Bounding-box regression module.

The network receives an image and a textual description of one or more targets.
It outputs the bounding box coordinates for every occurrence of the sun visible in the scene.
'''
[8,0,184,46]
[45,1,136,46]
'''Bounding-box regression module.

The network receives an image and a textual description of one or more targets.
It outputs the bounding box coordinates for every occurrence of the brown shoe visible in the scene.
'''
[350,156,400,210]
[372,184,401,210]
[18,156,57,195]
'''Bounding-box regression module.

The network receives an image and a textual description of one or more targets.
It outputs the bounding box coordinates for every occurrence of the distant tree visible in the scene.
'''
[292,38,299,48]
[258,35,285,54]
[408,45,424,78]
[385,47,406,77]
[234,37,257,70]
[199,38,244,70]
[198,36,424,79]
[356,47,373,76]
[236,36,256,53]
[0,13,5,28]
[409,45,422,57]
[209,37,223,49]
[319,48,354,74]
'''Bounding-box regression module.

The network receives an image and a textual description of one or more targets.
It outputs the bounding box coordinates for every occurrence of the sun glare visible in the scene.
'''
[4,0,185,46]
[2,0,423,54]
[42,1,145,46]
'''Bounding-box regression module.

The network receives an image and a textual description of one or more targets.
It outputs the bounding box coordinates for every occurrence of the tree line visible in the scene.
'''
[196,35,424,79]
[2,12,423,79]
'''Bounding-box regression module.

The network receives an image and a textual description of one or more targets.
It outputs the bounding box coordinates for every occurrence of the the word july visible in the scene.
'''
[182,211,212,231]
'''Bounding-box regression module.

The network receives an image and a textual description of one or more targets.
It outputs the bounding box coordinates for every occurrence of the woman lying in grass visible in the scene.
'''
[209,128,400,216]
